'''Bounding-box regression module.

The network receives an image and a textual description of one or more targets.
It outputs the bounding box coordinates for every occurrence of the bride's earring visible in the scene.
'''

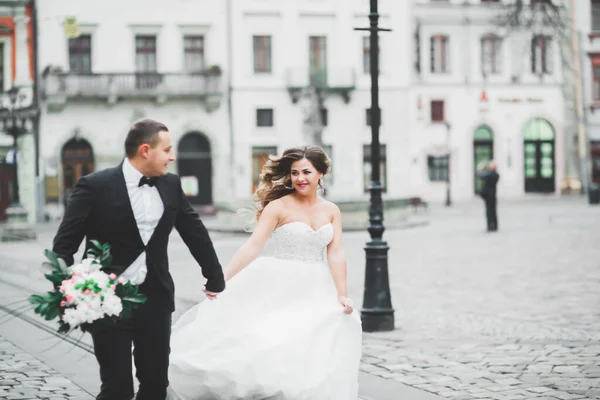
[318,178,324,189]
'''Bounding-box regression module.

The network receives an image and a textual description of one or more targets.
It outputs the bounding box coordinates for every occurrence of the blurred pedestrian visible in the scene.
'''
[477,161,499,232]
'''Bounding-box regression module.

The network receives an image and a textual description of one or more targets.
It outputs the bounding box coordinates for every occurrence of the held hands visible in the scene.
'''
[202,285,219,301]
[338,296,354,315]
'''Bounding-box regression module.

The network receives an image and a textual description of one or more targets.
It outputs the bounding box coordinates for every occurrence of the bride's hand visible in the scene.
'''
[338,296,354,314]
[203,285,218,301]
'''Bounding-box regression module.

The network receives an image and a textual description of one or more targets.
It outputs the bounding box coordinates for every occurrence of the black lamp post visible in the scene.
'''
[3,87,26,205]
[0,86,37,241]
[355,0,395,332]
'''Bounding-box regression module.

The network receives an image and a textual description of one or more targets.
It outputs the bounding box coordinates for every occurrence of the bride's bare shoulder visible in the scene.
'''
[319,198,341,217]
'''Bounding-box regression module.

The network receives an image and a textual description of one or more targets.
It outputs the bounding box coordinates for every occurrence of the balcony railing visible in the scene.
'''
[286,67,355,90]
[42,71,222,100]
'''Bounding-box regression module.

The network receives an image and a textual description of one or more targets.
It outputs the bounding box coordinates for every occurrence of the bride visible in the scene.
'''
[166,146,362,399]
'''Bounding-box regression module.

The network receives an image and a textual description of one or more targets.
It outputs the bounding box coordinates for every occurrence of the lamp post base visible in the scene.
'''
[1,203,37,242]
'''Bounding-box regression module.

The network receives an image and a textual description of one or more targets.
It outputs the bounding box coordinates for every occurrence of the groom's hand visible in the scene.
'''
[202,285,219,300]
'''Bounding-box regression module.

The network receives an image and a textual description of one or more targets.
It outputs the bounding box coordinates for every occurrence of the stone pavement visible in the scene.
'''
[357,197,600,399]
[0,335,93,400]
[1,196,600,399]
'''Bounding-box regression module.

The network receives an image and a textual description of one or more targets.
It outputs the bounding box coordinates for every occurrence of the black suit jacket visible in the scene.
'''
[52,164,225,311]
[478,170,499,200]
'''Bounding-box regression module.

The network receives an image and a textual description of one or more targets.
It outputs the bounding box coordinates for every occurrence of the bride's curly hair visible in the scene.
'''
[253,146,331,220]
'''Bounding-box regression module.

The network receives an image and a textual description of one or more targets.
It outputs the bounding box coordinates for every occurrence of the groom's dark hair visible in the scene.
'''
[125,118,169,158]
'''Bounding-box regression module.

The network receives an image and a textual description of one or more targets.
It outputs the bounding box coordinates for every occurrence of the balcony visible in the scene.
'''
[285,68,356,104]
[42,69,223,112]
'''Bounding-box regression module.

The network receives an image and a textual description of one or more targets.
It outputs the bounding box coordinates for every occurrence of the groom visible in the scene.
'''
[52,119,226,400]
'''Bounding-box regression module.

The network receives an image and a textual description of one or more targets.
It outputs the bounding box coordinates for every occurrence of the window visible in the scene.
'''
[253,36,272,73]
[592,55,600,102]
[481,35,502,75]
[362,36,381,75]
[430,35,449,73]
[69,34,92,73]
[184,36,204,72]
[428,156,449,182]
[256,109,274,127]
[309,36,327,86]
[366,108,381,126]
[363,144,387,193]
[593,0,600,32]
[363,37,370,74]
[531,35,553,75]
[320,108,328,127]
[431,100,445,122]
[251,146,277,193]
[135,35,158,88]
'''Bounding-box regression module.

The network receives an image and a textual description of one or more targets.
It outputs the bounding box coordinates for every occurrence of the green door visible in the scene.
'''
[523,119,555,193]
[473,125,494,194]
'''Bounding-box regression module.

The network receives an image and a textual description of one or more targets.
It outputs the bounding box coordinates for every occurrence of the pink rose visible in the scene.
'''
[65,295,73,303]
[109,273,117,280]
[83,289,91,294]
[60,301,67,307]
[110,285,116,291]
[70,277,76,284]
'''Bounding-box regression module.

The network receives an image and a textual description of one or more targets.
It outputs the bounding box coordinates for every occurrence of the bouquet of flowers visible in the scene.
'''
[28,240,147,334]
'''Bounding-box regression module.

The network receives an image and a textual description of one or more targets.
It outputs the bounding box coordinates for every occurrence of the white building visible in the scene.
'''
[38,0,413,217]
[38,0,231,216]
[410,0,566,202]
[576,0,600,187]
[228,0,412,202]
[37,0,568,218]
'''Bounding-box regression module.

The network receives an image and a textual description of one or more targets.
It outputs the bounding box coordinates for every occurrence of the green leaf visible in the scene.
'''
[44,249,59,266]
[44,306,61,321]
[57,257,69,274]
[123,295,146,304]
[29,294,45,306]
[44,273,66,285]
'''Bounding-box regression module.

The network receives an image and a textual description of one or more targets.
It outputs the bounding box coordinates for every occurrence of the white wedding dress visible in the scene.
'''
[166,221,362,400]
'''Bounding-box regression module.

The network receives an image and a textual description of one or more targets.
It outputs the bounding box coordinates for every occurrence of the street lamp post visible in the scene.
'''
[355,0,395,332]
[0,86,37,241]
[444,121,452,207]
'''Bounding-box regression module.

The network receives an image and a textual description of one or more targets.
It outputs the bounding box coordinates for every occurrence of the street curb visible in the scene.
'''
[203,219,430,234]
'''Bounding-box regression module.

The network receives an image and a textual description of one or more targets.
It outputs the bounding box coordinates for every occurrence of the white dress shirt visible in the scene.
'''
[119,158,164,285]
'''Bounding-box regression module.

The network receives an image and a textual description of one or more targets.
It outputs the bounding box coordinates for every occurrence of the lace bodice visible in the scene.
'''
[271,222,334,263]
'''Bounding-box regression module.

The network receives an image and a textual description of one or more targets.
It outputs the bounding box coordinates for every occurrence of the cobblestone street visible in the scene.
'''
[0,336,93,400]
[0,196,598,399]
[358,197,600,399]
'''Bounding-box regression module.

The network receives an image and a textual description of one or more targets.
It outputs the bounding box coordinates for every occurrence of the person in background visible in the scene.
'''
[477,160,499,232]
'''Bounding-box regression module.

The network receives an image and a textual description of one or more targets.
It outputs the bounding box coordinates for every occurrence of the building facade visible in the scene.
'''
[38,0,231,217]
[0,0,37,222]
[577,0,600,187]
[410,0,566,202]
[36,0,569,219]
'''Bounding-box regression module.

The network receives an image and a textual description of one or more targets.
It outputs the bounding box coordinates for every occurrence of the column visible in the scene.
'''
[14,6,32,87]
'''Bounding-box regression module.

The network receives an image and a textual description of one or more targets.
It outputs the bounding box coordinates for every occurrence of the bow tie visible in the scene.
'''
[138,176,157,187]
